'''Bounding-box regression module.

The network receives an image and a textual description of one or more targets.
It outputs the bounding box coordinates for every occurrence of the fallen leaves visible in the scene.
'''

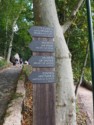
[21,81,33,125]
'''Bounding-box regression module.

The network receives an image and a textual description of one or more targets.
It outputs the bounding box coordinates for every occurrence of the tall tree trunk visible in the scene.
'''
[7,31,14,63]
[4,4,8,59]
[4,18,8,59]
[6,9,22,63]
[33,0,76,125]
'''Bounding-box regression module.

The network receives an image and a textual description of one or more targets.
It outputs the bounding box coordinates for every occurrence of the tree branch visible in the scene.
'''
[12,8,23,30]
[75,44,89,97]
[62,0,84,33]
[7,9,23,62]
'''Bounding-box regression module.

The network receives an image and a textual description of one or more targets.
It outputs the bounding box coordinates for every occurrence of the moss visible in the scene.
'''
[5,111,11,118]
[19,75,24,80]
[12,92,23,99]
[23,65,32,76]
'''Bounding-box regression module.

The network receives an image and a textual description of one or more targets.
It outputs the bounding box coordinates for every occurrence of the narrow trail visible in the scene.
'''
[0,66,22,124]
[78,86,93,125]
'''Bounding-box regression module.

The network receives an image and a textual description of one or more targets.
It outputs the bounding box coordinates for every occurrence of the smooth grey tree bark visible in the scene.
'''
[33,0,76,125]
[7,9,22,63]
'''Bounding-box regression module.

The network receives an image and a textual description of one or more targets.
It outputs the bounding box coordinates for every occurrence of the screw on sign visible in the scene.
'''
[28,26,56,125]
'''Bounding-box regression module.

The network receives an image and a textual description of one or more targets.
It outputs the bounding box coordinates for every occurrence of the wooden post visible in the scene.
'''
[28,26,56,125]
[33,82,55,125]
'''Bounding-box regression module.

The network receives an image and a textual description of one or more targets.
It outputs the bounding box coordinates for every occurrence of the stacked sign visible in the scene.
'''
[28,26,55,84]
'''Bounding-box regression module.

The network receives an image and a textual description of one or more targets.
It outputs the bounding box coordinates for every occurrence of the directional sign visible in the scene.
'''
[29,40,55,52]
[28,26,54,37]
[29,56,55,67]
[29,71,55,83]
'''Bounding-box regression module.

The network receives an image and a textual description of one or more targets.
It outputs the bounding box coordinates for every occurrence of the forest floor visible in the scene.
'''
[77,86,93,125]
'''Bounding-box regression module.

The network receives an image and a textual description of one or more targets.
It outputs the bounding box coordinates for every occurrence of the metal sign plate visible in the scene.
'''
[29,56,55,67]
[29,40,55,52]
[28,26,54,37]
[29,71,55,83]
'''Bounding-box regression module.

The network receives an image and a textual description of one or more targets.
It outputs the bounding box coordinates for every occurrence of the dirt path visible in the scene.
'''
[78,86,93,124]
[0,66,22,124]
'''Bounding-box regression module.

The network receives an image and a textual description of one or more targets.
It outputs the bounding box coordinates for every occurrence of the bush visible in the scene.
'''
[23,65,32,75]
[84,68,91,81]
[0,59,7,68]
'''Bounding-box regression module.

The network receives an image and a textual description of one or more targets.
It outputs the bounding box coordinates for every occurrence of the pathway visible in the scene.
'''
[0,66,22,124]
[78,86,93,125]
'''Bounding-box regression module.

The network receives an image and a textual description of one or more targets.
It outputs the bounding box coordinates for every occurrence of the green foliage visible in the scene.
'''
[66,7,89,81]
[0,0,33,60]
[23,65,32,76]
[56,0,79,24]
[84,67,91,81]
[76,101,79,114]
[13,92,23,99]
[0,60,7,68]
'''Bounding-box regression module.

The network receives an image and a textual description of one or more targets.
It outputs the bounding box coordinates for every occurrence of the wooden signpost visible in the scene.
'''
[28,26,56,125]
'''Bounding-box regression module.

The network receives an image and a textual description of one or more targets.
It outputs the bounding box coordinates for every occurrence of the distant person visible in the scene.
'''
[10,53,20,66]
[14,53,20,64]
[10,56,16,65]
[20,58,23,65]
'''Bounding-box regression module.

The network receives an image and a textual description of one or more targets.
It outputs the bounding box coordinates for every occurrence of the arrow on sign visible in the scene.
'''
[28,26,54,37]
[29,40,55,52]
[28,56,55,67]
[28,71,55,83]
